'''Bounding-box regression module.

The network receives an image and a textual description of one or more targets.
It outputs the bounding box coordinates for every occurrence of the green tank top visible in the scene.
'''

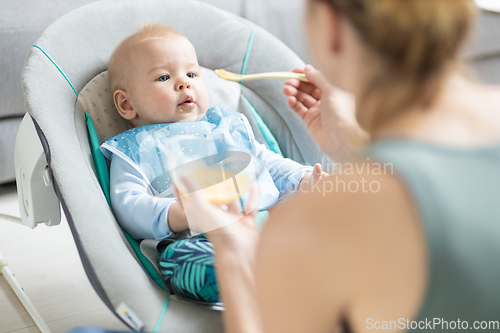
[365,140,500,332]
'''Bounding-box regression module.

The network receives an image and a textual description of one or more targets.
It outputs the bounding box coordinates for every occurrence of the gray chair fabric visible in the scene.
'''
[21,0,324,331]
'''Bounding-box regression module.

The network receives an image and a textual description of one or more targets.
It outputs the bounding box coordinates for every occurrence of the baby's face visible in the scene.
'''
[124,34,209,125]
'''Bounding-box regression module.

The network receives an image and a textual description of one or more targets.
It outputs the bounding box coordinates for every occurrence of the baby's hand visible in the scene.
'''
[298,163,329,194]
[167,186,190,233]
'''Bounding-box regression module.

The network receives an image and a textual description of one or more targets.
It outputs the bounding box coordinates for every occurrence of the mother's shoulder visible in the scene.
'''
[259,169,427,328]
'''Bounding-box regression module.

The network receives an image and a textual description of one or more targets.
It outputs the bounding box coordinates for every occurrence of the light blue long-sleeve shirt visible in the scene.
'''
[102,107,312,240]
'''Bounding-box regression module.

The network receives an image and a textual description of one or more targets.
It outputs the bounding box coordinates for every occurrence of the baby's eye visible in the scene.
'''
[187,72,196,78]
[157,74,170,82]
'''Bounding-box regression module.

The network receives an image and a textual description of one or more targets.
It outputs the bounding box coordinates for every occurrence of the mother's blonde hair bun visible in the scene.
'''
[315,0,477,132]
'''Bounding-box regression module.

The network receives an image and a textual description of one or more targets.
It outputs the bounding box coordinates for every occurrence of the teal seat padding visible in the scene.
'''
[243,96,283,157]
[256,210,269,230]
[85,113,111,204]
[85,112,169,293]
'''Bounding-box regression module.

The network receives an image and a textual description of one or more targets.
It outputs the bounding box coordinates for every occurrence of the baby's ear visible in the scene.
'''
[114,89,136,120]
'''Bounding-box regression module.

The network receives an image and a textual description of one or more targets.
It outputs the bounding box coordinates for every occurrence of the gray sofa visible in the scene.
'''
[1,1,499,184]
[1,0,100,184]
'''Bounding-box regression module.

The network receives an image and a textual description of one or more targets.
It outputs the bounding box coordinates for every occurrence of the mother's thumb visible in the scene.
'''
[304,65,331,92]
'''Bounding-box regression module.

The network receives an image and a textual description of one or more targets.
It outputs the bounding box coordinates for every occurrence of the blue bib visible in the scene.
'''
[100,106,279,208]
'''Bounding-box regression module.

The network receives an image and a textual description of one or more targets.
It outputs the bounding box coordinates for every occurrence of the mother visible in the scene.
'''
[181,0,500,331]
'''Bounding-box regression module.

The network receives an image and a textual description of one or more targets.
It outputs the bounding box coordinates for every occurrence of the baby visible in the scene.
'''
[100,23,326,302]
[101,23,324,241]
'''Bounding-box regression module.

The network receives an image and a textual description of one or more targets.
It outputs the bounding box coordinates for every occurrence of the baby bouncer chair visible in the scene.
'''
[17,0,326,331]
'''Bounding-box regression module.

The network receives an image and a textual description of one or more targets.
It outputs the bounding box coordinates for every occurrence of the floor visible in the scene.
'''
[0,182,128,333]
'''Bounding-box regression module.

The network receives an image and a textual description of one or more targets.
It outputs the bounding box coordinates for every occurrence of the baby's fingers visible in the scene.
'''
[310,164,327,186]
[313,163,323,175]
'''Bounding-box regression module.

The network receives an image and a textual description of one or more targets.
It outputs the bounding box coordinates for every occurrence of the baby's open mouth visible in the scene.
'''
[178,96,195,109]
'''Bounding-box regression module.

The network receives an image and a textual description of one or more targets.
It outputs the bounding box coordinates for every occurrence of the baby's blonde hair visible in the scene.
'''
[108,22,181,93]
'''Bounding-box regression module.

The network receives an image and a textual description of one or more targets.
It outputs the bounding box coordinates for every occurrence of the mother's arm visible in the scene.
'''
[177,180,263,332]
[180,172,427,332]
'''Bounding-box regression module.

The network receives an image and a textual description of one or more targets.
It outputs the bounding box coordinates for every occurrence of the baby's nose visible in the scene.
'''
[176,80,191,91]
